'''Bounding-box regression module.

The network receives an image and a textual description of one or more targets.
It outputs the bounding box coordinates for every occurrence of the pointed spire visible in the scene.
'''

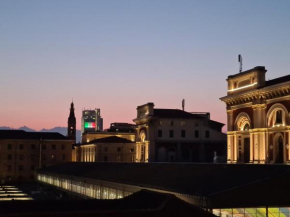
[68,100,76,142]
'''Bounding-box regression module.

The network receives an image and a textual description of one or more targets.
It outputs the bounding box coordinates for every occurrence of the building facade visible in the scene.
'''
[75,136,136,162]
[82,131,135,143]
[82,122,135,143]
[133,103,226,163]
[220,66,290,164]
[0,130,74,183]
[81,109,103,135]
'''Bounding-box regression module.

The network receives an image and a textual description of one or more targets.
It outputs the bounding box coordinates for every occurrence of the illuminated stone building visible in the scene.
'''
[75,136,136,162]
[0,130,74,183]
[220,66,290,164]
[133,103,226,163]
[82,122,135,143]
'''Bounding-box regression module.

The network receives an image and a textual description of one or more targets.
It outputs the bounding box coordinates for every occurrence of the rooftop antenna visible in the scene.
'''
[238,54,242,73]
[182,99,185,111]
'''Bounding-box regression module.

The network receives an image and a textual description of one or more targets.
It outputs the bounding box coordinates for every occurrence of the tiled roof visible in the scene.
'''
[263,74,290,88]
[0,130,70,140]
[153,109,224,130]
[153,109,205,119]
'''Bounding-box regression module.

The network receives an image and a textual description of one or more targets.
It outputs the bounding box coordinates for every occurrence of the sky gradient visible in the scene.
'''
[1,0,290,131]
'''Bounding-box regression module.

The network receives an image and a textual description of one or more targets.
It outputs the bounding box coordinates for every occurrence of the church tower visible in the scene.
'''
[68,101,76,142]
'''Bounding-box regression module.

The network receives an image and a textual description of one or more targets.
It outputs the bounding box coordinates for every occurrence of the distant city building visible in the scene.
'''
[75,136,136,162]
[220,66,290,164]
[133,103,226,163]
[76,122,136,163]
[81,122,135,144]
[0,130,74,183]
[67,101,76,142]
[106,122,135,133]
[81,109,103,135]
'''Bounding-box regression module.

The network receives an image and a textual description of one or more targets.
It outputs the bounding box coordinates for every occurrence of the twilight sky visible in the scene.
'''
[1,0,290,131]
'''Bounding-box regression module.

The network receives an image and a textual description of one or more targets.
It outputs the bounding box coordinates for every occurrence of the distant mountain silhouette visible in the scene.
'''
[0,126,81,142]
[18,126,36,132]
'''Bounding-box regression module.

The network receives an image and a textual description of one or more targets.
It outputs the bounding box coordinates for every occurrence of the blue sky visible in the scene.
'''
[0,0,290,130]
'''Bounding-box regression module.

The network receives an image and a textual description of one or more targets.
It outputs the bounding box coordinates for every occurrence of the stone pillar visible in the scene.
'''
[254,134,259,163]
[259,131,266,164]
[227,134,233,163]
[288,132,290,162]
[265,131,269,163]
[252,104,267,128]
[145,142,150,162]
[147,125,156,162]
[250,132,254,163]
[227,110,234,131]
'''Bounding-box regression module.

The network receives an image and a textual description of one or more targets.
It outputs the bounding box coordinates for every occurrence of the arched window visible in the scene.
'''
[244,124,250,131]
[276,110,283,124]
[267,103,289,127]
[235,112,251,131]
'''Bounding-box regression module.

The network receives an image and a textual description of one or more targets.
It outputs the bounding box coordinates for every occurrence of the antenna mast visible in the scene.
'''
[182,99,185,111]
[238,54,242,73]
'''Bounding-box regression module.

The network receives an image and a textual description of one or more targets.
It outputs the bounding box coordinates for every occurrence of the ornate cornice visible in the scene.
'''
[252,104,267,110]
[221,84,290,107]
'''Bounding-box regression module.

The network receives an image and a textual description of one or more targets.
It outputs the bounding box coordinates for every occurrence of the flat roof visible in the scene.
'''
[0,190,215,217]
[38,162,290,208]
[75,136,134,146]
[0,130,71,140]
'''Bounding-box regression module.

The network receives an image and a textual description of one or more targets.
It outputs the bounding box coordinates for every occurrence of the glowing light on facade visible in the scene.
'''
[84,122,96,128]
[228,82,257,92]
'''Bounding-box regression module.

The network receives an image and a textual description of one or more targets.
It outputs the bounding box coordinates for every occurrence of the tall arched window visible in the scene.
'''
[267,103,289,127]
[244,124,250,131]
[276,110,283,125]
[235,112,251,131]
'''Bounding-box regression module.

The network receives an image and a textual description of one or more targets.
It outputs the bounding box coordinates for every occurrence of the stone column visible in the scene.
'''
[250,132,254,163]
[233,134,238,163]
[288,132,290,162]
[147,125,156,162]
[145,142,150,162]
[227,134,233,163]
[259,131,266,164]
[252,104,266,128]
[254,134,259,163]
[227,110,234,131]
[265,131,269,163]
